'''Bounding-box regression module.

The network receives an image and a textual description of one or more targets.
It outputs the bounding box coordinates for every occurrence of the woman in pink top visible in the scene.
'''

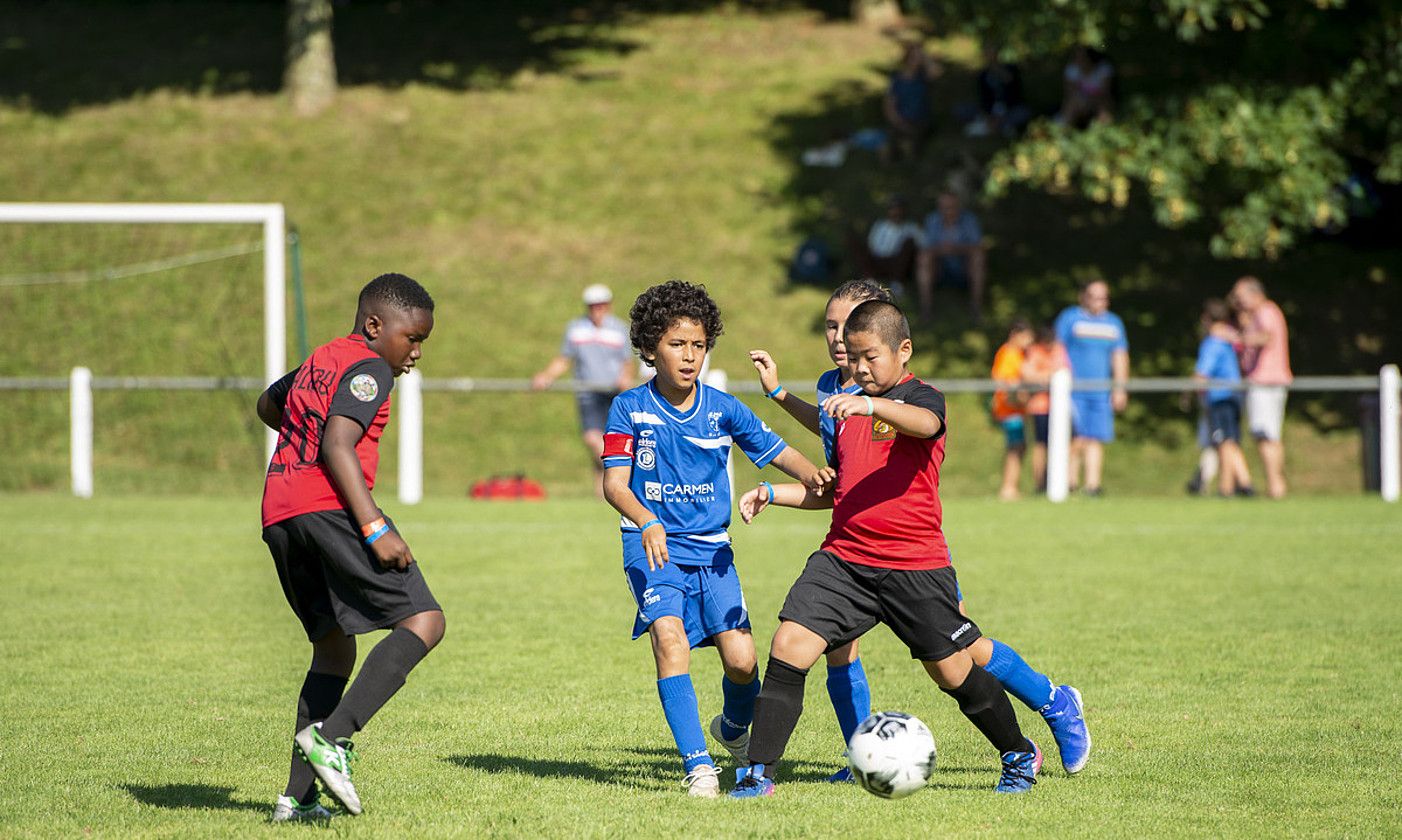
[1231,276,1292,498]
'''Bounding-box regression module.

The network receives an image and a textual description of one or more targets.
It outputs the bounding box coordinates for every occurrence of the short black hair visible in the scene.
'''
[629,280,723,366]
[844,299,910,350]
[358,273,435,314]
[829,279,893,306]
[1202,297,1232,324]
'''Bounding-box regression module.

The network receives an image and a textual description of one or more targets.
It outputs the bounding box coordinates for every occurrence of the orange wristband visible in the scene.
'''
[360,517,387,538]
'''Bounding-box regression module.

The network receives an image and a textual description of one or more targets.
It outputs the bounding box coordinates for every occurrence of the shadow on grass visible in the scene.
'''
[447,750,846,786]
[120,783,266,813]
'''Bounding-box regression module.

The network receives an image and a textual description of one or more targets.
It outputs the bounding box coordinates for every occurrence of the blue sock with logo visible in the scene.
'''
[983,639,1055,711]
[719,672,761,741]
[657,675,713,772]
[826,658,872,744]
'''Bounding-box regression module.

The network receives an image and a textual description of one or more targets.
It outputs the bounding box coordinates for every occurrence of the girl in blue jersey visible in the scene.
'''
[748,280,1092,778]
[600,280,831,797]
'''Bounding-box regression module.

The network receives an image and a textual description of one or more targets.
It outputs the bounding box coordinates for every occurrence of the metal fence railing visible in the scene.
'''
[2,365,1397,503]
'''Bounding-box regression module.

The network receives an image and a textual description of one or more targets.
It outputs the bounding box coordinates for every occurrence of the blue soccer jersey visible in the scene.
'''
[602,380,787,565]
[1055,306,1128,390]
[816,367,862,468]
[1195,334,1242,405]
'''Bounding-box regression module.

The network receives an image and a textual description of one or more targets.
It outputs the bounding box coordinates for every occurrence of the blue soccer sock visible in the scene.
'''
[719,672,762,741]
[983,639,1056,711]
[657,675,713,772]
[826,658,872,745]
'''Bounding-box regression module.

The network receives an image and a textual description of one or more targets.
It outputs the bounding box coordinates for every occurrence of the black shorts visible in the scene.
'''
[263,509,441,641]
[576,391,618,434]
[778,551,980,661]
[1207,398,1242,445]
[1031,413,1050,444]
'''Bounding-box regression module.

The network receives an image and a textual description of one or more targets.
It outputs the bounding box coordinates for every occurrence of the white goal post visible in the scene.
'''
[0,202,286,460]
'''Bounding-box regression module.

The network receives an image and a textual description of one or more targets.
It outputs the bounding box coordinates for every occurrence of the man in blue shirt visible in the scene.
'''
[1054,279,1129,496]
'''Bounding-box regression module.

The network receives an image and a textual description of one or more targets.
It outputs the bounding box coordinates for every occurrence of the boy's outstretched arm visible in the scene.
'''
[321,415,414,571]
[750,349,822,437]
[256,369,298,431]
[602,465,669,571]
[738,480,833,523]
[825,393,943,439]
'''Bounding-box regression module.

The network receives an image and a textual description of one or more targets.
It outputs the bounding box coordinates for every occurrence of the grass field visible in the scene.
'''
[4,494,1399,838]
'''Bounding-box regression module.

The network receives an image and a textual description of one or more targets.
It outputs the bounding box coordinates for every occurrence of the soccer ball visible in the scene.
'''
[847,711,937,799]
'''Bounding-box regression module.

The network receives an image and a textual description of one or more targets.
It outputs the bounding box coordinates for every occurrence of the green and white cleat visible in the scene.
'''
[270,794,333,822]
[708,715,750,765]
[293,723,361,815]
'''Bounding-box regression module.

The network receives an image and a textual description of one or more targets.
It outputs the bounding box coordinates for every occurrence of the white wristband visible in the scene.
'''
[861,395,874,416]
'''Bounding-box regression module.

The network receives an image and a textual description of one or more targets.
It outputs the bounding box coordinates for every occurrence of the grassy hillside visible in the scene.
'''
[2,3,1396,497]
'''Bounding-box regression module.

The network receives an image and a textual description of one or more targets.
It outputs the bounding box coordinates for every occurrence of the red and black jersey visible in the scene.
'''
[821,374,950,570]
[261,334,395,527]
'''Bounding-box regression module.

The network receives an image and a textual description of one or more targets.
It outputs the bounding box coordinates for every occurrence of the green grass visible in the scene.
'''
[3,494,1399,837]
[2,5,1397,497]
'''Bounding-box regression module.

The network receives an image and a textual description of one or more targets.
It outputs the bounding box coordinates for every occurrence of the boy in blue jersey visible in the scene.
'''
[1054,279,1129,496]
[601,280,832,798]
[750,280,1090,778]
[1194,298,1255,497]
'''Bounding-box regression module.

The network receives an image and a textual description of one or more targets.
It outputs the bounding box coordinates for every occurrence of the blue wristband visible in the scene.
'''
[364,524,391,544]
[760,481,775,503]
[765,384,784,399]
[639,518,662,532]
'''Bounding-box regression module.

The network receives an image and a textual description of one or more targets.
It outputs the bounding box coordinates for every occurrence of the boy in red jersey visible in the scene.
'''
[257,273,444,820]
[730,300,1042,798]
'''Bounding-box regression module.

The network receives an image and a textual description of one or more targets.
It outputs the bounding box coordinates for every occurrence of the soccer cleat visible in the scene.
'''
[682,763,721,798]
[270,794,333,822]
[995,741,1042,794]
[729,764,776,799]
[708,714,750,765]
[1040,684,1092,774]
[826,766,854,784]
[293,723,361,815]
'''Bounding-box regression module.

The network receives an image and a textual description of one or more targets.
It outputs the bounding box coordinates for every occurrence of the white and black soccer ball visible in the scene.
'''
[847,711,937,799]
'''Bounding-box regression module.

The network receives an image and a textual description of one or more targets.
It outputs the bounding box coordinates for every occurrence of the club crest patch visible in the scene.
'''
[871,418,896,441]
[349,373,379,402]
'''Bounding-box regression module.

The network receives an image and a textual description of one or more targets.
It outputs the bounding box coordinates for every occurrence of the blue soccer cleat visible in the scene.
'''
[995,741,1042,794]
[826,766,854,784]
[729,765,776,799]
[1040,685,1091,774]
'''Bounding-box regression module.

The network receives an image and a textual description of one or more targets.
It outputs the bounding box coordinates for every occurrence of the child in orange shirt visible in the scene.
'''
[991,320,1034,500]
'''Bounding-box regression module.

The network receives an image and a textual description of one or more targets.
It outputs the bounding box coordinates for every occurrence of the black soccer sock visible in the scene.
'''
[940,664,1032,755]
[285,671,347,802]
[319,628,429,741]
[746,657,811,771]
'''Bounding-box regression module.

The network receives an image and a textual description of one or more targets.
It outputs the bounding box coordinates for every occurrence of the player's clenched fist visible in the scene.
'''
[371,531,415,570]
[803,466,836,497]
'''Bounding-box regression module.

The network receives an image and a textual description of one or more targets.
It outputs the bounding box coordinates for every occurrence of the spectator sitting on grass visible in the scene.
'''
[966,44,1030,138]
[1057,46,1115,128]
[883,42,940,161]
[916,190,987,323]
[850,195,924,292]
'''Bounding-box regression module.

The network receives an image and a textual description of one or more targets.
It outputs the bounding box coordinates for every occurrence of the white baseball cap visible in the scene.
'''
[582,284,613,305]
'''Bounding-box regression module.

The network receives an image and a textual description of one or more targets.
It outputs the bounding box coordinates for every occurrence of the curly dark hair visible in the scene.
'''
[629,280,724,367]
[359,272,435,314]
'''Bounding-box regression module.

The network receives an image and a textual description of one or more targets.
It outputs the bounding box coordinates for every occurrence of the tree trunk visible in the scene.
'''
[285,0,337,116]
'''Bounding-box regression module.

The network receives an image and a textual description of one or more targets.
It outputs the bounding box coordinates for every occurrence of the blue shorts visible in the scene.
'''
[623,535,749,649]
[1000,415,1026,449]
[1207,398,1242,445]
[1071,394,1114,442]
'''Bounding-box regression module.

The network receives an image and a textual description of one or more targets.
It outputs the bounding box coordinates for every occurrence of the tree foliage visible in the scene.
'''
[910,0,1402,258]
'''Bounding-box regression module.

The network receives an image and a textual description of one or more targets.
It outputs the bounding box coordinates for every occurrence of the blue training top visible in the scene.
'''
[1195,334,1241,404]
[1054,306,1128,393]
[816,367,862,468]
[603,380,787,565]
